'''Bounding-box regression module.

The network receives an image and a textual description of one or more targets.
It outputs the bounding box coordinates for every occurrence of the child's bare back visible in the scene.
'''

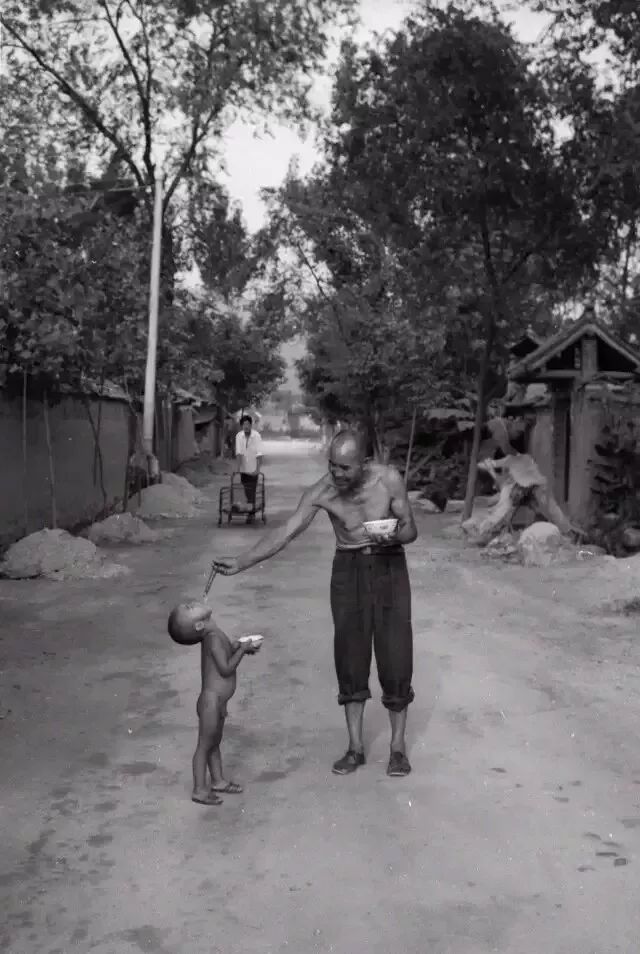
[168,601,260,806]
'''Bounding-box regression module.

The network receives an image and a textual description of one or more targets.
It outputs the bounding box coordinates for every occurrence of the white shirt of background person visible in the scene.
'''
[235,421,263,475]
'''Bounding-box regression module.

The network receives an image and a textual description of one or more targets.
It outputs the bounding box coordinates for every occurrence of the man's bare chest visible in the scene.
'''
[323,479,392,529]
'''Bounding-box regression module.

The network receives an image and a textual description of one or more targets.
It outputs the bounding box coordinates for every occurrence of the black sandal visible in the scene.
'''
[387,751,411,777]
[332,749,366,775]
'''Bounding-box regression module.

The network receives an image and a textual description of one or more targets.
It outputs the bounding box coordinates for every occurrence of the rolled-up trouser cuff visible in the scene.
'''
[337,688,372,706]
[381,687,415,712]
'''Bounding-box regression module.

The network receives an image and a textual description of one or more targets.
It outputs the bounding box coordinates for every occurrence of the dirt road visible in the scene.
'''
[1,440,639,954]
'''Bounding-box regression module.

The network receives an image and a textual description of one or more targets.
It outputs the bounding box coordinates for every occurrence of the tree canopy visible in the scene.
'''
[0,0,357,207]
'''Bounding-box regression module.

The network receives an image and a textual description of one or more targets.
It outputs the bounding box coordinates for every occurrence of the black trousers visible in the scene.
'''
[240,473,258,507]
[330,546,415,712]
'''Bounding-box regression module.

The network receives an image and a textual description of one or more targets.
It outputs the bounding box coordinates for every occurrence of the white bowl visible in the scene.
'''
[240,634,263,647]
[363,518,399,539]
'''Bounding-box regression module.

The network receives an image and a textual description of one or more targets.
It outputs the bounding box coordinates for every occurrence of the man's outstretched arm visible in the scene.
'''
[213,482,322,575]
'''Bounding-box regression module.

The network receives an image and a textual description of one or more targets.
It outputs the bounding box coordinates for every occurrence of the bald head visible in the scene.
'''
[329,429,367,463]
[328,429,368,492]
[168,601,211,645]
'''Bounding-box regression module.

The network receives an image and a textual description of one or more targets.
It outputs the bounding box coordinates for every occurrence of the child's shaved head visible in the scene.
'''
[168,602,212,645]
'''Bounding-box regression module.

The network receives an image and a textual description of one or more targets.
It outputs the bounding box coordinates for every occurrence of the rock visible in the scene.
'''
[622,527,640,551]
[517,521,562,567]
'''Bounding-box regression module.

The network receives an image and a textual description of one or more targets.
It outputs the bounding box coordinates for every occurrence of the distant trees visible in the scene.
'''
[265,2,605,512]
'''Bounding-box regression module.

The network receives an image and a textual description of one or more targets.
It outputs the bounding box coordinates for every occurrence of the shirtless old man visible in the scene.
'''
[212,430,418,777]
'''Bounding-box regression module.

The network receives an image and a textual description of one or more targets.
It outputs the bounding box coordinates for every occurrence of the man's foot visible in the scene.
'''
[192,789,223,805]
[387,751,411,777]
[332,749,366,775]
[210,781,243,794]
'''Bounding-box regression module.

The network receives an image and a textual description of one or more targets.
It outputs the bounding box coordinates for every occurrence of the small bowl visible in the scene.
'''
[240,634,263,647]
[363,518,399,540]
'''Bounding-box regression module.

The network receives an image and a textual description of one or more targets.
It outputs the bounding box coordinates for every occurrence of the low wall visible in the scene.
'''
[0,391,130,548]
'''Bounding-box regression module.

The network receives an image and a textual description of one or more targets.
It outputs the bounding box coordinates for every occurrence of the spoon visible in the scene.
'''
[203,563,217,599]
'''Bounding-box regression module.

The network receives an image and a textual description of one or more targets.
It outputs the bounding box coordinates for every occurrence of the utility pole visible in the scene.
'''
[142,167,163,480]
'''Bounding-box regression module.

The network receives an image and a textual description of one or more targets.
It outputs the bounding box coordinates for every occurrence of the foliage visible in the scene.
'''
[591,418,640,517]
[260,175,440,447]
[326,2,598,334]
[173,292,286,411]
[533,0,640,338]
[264,2,599,467]
[0,189,232,402]
[0,0,358,209]
[0,190,151,394]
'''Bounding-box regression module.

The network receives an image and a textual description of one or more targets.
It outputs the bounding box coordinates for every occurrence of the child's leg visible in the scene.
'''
[208,713,243,793]
[192,702,223,805]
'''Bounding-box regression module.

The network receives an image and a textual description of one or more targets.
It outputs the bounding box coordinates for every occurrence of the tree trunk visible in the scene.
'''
[404,405,418,485]
[83,394,108,512]
[462,314,496,522]
[22,369,29,535]
[463,207,504,522]
[42,388,57,529]
[92,369,105,485]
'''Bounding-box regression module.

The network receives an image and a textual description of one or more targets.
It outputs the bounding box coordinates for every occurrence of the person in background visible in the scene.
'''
[235,414,263,523]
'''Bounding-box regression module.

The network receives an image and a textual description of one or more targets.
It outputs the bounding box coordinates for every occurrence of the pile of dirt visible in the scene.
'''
[0,529,129,581]
[160,471,205,504]
[132,473,204,519]
[86,512,160,545]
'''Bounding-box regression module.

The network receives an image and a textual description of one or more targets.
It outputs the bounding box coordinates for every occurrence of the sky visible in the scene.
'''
[215,0,551,392]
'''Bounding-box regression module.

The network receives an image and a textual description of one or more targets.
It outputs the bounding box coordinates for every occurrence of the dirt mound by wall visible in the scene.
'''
[86,512,161,545]
[131,476,204,519]
[160,472,205,504]
[0,529,129,581]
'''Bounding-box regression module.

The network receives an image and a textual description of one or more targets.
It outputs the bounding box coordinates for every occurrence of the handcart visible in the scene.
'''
[218,472,266,526]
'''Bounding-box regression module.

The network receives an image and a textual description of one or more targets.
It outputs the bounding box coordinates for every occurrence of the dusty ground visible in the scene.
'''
[1,439,640,954]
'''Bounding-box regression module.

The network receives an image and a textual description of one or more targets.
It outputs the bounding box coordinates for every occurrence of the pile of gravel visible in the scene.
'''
[132,472,204,519]
[0,528,129,581]
[86,512,160,545]
[160,472,205,504]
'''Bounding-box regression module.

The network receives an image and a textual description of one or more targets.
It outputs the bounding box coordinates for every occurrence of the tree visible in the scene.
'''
[320,2,600,516]
[257,171,449,456]
[0,0,358,211]
[533,0,640,341]
[173,292,286,412]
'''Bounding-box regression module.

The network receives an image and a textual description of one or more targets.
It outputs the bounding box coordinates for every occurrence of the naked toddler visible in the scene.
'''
[168,601,260,805]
